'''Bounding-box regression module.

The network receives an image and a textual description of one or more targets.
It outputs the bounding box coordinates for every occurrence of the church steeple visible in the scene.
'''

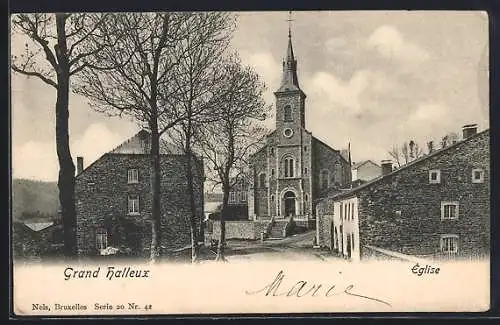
[276,12,303,94]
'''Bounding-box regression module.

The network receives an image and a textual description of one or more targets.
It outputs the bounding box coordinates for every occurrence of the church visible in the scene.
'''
[247,29,353,229]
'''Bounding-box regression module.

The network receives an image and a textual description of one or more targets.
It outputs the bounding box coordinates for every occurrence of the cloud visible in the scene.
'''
[72,123,125,168]
[305,71,368,112]
[13,123,126,181]
[13,140,58,181]
[239,50,282,130]
[367,25,430,64]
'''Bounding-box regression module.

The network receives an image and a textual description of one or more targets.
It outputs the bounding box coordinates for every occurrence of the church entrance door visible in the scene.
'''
[283,191,296,217]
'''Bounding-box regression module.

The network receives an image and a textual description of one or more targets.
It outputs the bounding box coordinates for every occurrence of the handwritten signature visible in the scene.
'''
[245,270,391,307]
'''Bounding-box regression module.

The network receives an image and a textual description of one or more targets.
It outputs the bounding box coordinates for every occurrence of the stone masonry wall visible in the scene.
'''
[211,221,256,240]
[356,131,490,259]
[75,153,204,257]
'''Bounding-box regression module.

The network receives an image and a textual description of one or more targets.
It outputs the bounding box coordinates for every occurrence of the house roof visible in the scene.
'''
[324,129,489,201]
[76,130,185,178]
[351,160,380,170]
[109,129,183,155]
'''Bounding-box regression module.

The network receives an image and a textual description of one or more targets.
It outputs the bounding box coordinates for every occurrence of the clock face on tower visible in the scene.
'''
[283,128,293,138]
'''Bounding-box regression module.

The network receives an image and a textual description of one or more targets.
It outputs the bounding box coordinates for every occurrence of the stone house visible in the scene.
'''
[75,130,204,258]
[351,160,381,183]
[248,31,352,232]
[316,125,490,261]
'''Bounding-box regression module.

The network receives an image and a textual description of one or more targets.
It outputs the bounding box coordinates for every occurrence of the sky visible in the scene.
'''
[11,11,489,182]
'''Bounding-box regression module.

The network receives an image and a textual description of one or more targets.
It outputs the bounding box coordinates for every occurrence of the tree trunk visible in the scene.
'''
[149,118,162,263]
[216,182,229,262]
[185,129,199,263]
[55,15,76,259]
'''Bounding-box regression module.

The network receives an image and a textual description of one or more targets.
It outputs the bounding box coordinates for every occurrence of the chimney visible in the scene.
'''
[462,124,478,140]
[77,156,84,175]
[381,160,392,176]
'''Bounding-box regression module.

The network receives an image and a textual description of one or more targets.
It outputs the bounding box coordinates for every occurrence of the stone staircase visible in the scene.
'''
[267,220,289,239]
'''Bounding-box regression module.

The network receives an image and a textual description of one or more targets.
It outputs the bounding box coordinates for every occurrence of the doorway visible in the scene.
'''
[283,191,296,217]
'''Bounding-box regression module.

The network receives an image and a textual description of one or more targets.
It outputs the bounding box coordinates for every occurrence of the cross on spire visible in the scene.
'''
[286,11,294,38]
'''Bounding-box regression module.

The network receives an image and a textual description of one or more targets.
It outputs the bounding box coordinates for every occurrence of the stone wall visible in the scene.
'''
[211,221,257,240]
[357,131,490,259]
[317,131,490,260]
[75,153,204,257]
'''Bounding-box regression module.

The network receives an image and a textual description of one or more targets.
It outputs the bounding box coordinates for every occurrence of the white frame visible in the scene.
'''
[128,195,140,215]
[127,168,139,184]
[440,234,459,254]
[441,201,459,220]
[283,128,294,138]
[429,169,441,184]
[472,168,484,183]
[96,229,108,251]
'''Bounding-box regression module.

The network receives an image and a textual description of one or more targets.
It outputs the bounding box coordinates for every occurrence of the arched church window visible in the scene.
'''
[259,172,267,188]
[334,162,342,185]
[284,156,295,178]
[320,169,329,189]
[284,105,292,122]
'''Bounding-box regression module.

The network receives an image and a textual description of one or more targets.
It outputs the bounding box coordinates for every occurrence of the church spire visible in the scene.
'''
[277,11,301,93]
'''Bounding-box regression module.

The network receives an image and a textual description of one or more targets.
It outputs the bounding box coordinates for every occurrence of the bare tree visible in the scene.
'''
[161,12,237,263]
[11,13,122,257]
[388,140,424,168]
[196,55,270,261]
[388,145,402,168]
[73,12,198,262]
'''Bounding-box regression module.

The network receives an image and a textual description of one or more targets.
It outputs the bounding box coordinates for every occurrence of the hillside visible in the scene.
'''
[12,179,59,222]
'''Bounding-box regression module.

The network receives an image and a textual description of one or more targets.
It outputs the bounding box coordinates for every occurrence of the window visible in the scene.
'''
[241,191,247,202]
[344,203,347,220]
[440,235,459,254]
[304,167,308,175]
[128,195,140,214]
[441,201,459,220]
[127,168,139,184]
[271,169,275,177]
[429,169,441,184]
[96,228,108,251]
[271,195,275,202]
[283,128,293,138]
[229,192,236,203]
[321,169,329,189]
[351,233,354,250]
[284,105,292,121]
[334,162,342,185]
[284,157,295,178]
[472,168,484,183]
[304,146,308,152]
[305,194,309,202]
[351,203,355,220]
[270,147,274,155]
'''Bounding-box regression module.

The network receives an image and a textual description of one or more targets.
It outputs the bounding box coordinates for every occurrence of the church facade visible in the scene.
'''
[247,33,352,227]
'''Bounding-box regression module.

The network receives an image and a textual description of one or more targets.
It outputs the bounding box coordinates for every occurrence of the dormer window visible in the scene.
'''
[429,169,441,184]
[284,105,292,122]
